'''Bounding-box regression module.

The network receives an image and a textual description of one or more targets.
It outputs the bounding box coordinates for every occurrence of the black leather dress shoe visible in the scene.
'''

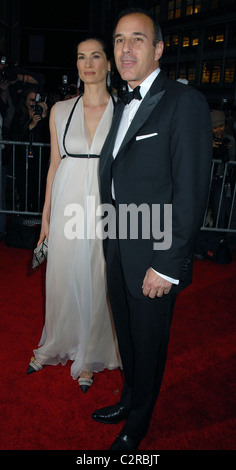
[109,433,140,450]
[92,403,130,424]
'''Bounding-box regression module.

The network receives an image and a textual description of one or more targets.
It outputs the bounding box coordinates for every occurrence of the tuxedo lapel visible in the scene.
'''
[116,71,167,156]
[100,102,125,174]
[118,89,165,154]
[107,102,125,149]
[101,71,167,168]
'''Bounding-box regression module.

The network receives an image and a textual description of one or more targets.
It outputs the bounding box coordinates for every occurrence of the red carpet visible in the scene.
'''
[0,240,235,454]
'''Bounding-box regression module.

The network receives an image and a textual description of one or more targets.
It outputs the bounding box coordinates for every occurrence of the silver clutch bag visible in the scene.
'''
[32,238,48,269]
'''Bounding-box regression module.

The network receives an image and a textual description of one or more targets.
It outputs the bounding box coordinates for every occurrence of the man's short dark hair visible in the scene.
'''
[113,8,163,46]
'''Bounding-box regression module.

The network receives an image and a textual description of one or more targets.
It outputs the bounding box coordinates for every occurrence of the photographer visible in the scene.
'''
[9,86,49,211]
[9,86,48,142]
[0,56,41,138]
[59,74,80,101]
[0,55,39,87]
[209,109,235,228]
[212,109,235,162]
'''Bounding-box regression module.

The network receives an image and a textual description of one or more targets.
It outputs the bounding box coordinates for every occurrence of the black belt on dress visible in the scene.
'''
[62,154,99,159]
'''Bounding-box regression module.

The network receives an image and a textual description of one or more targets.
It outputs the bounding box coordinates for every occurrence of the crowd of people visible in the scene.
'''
[0,62,80,222]
[0,8,235,450]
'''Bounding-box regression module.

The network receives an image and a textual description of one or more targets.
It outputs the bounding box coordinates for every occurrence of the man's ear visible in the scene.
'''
[155,41,164,62]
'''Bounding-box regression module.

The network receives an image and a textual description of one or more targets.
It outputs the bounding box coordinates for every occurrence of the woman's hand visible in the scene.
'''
[40,101,48,119]
[37,213,50,247]
[29,102,48,130]
[29,113,42,130]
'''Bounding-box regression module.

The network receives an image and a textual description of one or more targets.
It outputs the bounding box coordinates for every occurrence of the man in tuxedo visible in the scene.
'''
[92,8,212,450]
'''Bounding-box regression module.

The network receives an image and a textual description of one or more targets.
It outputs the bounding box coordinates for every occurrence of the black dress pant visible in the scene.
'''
[106,236,177,440]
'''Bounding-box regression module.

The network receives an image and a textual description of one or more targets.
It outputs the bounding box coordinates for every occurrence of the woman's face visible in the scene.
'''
[77,39,110,85]
[26,92,36,111]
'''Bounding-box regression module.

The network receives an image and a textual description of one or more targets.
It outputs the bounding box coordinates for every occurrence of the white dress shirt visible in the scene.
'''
[112,68,179,285]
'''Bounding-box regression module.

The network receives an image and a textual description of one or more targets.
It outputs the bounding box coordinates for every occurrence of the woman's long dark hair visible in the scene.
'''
[77,34,112,61]
[15,85,39,124]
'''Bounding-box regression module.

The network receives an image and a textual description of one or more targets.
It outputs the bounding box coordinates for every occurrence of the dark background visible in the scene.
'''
[1,0,236,106]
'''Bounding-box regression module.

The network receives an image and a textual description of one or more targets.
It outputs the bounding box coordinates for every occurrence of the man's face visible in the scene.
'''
[114,13,164,89]
[212,124,225,139]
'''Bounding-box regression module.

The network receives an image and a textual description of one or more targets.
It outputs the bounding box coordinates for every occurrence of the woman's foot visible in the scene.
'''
[26,356,43,375]
[78,371,94,393]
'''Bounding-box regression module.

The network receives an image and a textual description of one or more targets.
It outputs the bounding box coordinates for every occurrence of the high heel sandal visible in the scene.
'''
[78,374,94,393]
[26,356,43,375]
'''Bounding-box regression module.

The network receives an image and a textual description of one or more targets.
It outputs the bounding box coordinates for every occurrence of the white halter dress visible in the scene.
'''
[34,95,120,379]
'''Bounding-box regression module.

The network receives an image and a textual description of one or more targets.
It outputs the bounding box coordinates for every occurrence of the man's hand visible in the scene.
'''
[142,268,172,298]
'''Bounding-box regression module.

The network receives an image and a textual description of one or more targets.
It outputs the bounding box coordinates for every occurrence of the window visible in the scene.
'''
[168,0,182,20]
[202,62,211,84]
[168,0,175,20]
[178,62,196,83]
[195,1,201,14]
[181,31,199,49]
[182,33,190,48]
[211,60,221,83]
[206,27,225,47]
[175,0,182,18]
[215,34,224,44]
[224,58,235,84]
[186,0,201,15]
[164,33,180,52]
[149,3,160,22]
[179,64,187,80]
[188,64,196,83]
[186,1,193,15]
[172,33,179,50]
[169,67,177,80]
[164,35,171,50]
[165,64,177,81]
[192,31,199,47]
[201,60,222,84]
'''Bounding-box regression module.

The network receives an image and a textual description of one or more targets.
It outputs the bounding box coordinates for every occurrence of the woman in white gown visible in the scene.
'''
[26,37,120,392]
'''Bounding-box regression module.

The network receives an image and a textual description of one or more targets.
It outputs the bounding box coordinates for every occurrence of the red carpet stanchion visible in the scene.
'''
[0,241,235,451]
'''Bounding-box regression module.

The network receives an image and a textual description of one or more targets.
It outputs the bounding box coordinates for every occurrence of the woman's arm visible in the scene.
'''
[37,105,61,245]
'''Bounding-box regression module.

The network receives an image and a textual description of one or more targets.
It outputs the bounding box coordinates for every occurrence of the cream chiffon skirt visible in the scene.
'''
[34,157,120,379]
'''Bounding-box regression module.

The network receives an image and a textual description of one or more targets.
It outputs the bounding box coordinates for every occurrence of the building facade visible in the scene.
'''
[155,0,236,107]
[1,0,236,107]
[90,0,236,107]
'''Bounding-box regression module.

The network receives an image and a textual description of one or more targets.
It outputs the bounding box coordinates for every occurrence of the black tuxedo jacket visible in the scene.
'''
[99,71,212,298]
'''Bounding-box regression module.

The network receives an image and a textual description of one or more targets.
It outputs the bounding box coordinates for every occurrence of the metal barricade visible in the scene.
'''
[202,159,236,233]
[0,140,50,217]
[1,144,236,233]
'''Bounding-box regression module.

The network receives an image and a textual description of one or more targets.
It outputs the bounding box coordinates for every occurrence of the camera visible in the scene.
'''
[213,136,230,161]
[59,75,77,96]
[34,93,47,116]
[214,136,230,147]
[0,56,18,83]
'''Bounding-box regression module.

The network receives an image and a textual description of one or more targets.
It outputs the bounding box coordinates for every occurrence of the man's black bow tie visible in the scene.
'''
[121,86,142,105]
